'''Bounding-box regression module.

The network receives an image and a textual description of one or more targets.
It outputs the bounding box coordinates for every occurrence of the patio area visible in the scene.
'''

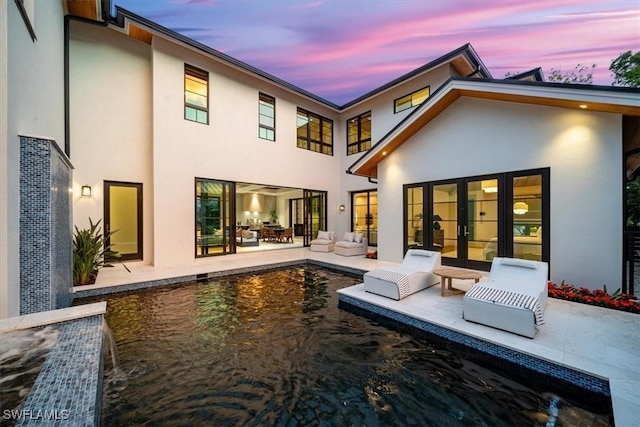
[76,248,640,426]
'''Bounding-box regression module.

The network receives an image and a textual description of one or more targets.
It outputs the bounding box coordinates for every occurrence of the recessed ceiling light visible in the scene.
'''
[579,104,588,109]
[382,151,387,156]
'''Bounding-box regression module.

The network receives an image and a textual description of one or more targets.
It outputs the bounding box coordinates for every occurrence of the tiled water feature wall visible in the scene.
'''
[19,136,73,314]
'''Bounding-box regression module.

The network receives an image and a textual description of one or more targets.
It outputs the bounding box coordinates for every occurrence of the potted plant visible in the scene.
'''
[269,208,279,224]
[73,218,120,286]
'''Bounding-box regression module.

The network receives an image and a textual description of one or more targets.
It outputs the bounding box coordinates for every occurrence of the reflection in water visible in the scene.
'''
[81,267,610,426]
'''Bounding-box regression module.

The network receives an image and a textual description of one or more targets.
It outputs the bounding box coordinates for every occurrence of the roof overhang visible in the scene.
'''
[348,78,640,178]
[64,0,109,21]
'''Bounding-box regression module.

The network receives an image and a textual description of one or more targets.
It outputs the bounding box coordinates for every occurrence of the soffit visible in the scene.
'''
[65,0,100,20]
[349,80,640,178]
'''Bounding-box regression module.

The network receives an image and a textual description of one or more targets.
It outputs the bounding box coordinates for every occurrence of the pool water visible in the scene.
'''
[0,325,60,427]
[81,266,611,426]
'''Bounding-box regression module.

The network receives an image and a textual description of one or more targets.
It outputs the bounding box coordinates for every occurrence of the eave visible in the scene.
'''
[348,78,640,179]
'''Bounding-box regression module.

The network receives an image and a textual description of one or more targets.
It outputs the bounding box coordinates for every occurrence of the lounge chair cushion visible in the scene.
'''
[310,238,333,245]
[335,240,363,249]
[343,232,355,242]
[500,258,538,269]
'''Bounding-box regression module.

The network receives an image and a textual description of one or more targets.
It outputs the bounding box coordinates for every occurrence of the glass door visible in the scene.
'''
[303,190,327,246]
[195,179,235,256]
[428,176,499,270]
[104,181,143,261]
[466,178,499,270]
[432,181,460,265]
[351,190,378,246]
[406,170,548,270]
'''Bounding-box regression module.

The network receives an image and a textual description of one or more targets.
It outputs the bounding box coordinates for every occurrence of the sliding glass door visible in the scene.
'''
[303,190,327,246]
[195,178,235,256]
[405,168,548,270]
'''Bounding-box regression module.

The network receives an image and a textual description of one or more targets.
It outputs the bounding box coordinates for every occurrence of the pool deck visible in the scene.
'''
[71,248,639,426]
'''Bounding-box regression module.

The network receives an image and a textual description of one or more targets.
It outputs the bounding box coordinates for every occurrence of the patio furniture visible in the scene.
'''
[279,227,293,243]
[237,230,259,247]
[335,232,367,257]
[363,249,441,300]
[310,230,335,252]
[463,257,549,338]
[434,267,482,297]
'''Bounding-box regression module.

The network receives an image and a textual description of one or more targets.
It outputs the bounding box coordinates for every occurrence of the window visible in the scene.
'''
[185,64,208,124]
[258,93,275,141]
[394,86,430,114]
[347,111,371,155]
[296,108,333,156]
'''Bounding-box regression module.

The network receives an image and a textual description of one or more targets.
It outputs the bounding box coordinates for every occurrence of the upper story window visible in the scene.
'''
[296,108,333,156]
[258,93,275,141]
[394,86,430,114]
[347,111,372,155]
[184,64,209,124]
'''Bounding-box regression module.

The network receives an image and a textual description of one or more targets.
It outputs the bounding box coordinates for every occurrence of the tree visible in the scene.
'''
[610,50,640,88]
[547,63,596,84]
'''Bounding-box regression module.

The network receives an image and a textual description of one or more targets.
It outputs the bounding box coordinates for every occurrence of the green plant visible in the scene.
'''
[269,208,278,223]
[73,218,120,286]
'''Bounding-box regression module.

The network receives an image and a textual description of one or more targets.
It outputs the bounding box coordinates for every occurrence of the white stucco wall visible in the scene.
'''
[338,64,455,239]
[69,22,154,264]
[377,97,622,290]
[151,38,343,266]
[1,1,66,318]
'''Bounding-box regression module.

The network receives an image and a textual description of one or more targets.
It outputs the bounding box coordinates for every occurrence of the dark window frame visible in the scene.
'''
[346,111,372,155]
[296,108,333,156]
[258,93,276,141]
[394,86,430,114]
[184,64,209,125]
[403,167,550,272]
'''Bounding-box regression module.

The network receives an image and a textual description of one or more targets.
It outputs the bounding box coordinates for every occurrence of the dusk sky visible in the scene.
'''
[114,0,640,105]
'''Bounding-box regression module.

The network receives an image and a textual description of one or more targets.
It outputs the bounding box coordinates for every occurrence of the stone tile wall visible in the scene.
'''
[19,136,73,314]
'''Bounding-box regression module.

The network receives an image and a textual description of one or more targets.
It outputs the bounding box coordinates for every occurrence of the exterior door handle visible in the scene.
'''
[464,225,469,236]
[457,225,460,236]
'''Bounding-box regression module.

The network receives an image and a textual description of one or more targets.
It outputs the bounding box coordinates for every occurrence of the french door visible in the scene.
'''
[104,181,143,261]
[303,190,327,246]
[351,190,378,246]
[405,169,548,271]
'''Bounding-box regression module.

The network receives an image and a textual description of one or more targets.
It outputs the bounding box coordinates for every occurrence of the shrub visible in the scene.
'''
[73,218,120,286]
[547,281,639,314]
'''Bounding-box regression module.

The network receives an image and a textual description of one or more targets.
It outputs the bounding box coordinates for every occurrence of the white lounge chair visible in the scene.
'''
[463,257,549,338]
[363,249,441,300]
[309,230,335,252]
[335,232,368,257]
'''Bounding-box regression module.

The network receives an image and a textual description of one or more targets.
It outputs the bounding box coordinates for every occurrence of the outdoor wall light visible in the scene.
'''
[81,185,92,197]
[339,204,345,212]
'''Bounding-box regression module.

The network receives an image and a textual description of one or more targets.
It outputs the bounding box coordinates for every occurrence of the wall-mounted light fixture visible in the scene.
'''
[339,204,345,212]
[513,201,528,215]
[81,185,92,197]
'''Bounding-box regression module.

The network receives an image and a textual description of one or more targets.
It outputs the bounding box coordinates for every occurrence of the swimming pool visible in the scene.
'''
[81,265,611,426]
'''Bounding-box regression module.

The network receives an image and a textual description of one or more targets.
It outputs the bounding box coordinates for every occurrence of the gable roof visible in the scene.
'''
[505,68,544,82]
[107,7,490,111]
[347,77,640,178]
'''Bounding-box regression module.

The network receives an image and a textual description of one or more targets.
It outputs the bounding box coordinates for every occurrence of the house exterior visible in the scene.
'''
[1,1,638,318]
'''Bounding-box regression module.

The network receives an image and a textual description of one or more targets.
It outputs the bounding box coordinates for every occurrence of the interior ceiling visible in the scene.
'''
[236,182,302,196]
